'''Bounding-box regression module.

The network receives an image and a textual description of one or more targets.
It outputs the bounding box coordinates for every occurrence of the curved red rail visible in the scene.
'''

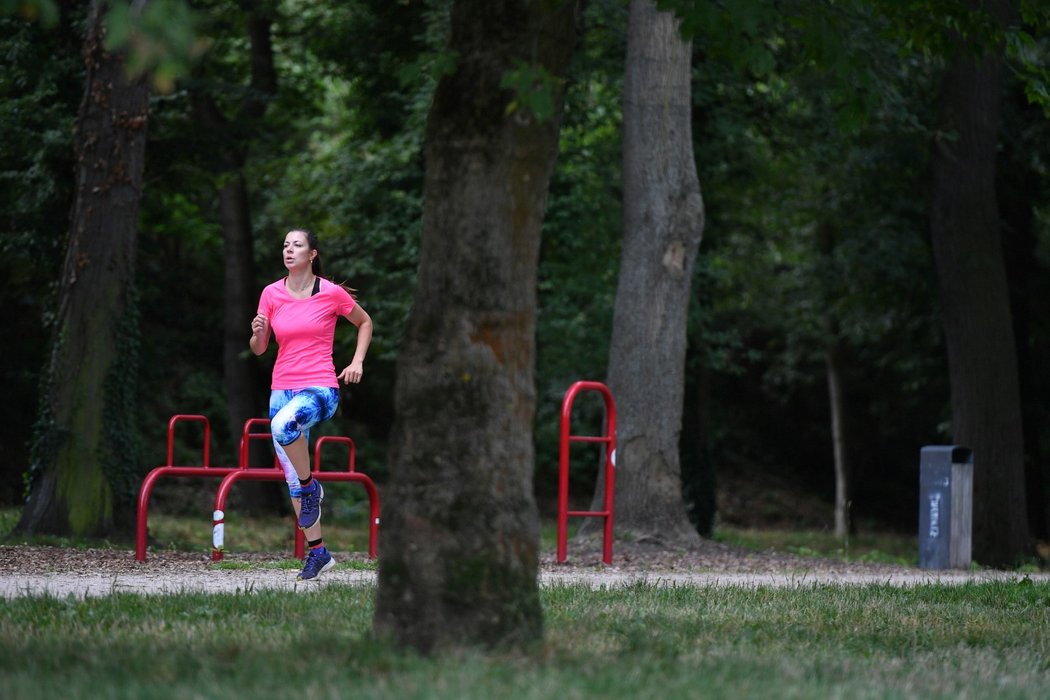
[556,381,616,565]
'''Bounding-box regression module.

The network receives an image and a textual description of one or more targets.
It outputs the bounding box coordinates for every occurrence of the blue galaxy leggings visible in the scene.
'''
[269,387,340,497]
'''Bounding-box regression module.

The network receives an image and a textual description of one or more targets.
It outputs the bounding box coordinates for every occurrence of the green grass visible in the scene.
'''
[2,580,1049,699]
[147,510,373,555]
[714,526,918,566]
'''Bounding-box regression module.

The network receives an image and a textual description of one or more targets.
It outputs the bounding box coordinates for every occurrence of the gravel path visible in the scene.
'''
[2,540,1046,599]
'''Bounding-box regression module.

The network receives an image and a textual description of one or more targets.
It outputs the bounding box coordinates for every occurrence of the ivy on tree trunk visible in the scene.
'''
[18,0,150,537]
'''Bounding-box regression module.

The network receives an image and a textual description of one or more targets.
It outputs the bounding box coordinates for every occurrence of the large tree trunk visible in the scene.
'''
[592,0,704,545]
[999,86,1048,542]
[374,0,578,653]
[17,0,150,536]
[928,0,1030,567]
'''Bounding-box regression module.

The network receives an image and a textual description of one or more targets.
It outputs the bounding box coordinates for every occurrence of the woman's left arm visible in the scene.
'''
[338,304,373,385]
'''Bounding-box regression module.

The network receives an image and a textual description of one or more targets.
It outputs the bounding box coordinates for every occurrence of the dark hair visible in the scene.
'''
[290,228,324,276]
[289,228,358,299]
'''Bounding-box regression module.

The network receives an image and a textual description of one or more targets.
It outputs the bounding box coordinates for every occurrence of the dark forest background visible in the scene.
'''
[2,0,1048,547]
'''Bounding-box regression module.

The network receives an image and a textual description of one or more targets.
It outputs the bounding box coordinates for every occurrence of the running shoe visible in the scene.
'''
[298,481,324,529]
[297,546,335,581]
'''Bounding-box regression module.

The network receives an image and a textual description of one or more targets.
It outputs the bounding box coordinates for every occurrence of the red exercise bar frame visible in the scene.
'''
[136,416,378,563]
[135,414,239,562]
[556,381,616,565]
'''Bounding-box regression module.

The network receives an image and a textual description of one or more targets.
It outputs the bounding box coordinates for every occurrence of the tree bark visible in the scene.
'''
[373,0,578,653]
[818,222,851,538]
[999,85,1048,542]
[219,171,264,461]
[928,0,1030,566]
[591,0,704,545]
[17,0,150,536]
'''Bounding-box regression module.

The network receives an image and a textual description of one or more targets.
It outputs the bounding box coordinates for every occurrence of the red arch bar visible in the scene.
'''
[136,414,234,562]
[556,381,616,565]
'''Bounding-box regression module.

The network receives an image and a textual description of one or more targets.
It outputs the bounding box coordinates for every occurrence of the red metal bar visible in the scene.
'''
[556,381,617,565]
[166,414,211,467]
[136,415,227,562]
[212,436,379,561]
[238,418,276,469]
[314,435,357,473]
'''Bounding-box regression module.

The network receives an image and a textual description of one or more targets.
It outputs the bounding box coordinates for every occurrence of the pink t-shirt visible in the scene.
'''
[257,278,357,389]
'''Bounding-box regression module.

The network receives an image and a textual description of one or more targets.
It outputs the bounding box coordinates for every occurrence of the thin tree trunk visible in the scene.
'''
[374,0,578,653]
[825,347,850,538]
[220,172,264,461]
[592,0,704,545]
[818,221,851,538]
[928,0,1030,566]
[17,0,150,536]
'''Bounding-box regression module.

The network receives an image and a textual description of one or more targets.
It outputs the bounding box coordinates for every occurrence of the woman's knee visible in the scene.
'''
[271,412,302,446]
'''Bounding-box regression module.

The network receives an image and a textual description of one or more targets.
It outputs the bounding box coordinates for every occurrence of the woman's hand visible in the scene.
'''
[339,360,364,384]
[249,314,270,355]
[251,313,270,338]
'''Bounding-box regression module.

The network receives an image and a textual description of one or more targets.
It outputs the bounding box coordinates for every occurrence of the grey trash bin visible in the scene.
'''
[918,445,973,570]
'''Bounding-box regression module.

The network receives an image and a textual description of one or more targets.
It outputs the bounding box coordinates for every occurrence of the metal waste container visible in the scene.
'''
[918,445,973,569]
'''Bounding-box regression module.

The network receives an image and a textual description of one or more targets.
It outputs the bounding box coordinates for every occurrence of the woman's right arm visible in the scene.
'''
[249,313,270,355]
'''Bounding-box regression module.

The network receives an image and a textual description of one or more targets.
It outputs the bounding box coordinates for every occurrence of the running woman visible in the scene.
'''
[249,229,373,581]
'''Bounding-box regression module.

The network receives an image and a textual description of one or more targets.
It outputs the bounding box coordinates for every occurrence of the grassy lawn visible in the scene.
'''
[3,506,1048,696]
[712,526,919,566]
[2,580,1048,699]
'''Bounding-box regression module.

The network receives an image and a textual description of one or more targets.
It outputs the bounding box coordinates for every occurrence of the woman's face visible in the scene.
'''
[283,231,312,271]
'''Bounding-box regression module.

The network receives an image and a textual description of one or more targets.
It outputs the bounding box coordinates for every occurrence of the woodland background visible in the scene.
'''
[1,0,1048,557]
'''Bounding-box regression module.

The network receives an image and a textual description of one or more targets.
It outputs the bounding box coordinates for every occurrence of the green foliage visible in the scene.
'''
[533,0,625,497]
[500,60,564,123]
[141,509,375,555]
[658,0,777,76]
[298,0,442,139]
[247,0,441,475]
[0,0,57,26]
[681,0,951,525]
[103,0,209,93]
[0,13,82,504]
[136,186,227,463]
[1006,7,1050,115]
[3,0,1049,544]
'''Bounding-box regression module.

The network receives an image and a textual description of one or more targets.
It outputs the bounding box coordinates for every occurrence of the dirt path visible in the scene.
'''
[2,540,1046,599]
[5,566,1044,599]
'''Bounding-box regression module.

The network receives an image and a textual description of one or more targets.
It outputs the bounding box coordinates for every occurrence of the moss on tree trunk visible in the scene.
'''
[17,0,150,538]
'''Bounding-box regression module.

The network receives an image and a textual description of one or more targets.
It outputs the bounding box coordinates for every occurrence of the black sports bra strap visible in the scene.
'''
[312,277,321,296]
